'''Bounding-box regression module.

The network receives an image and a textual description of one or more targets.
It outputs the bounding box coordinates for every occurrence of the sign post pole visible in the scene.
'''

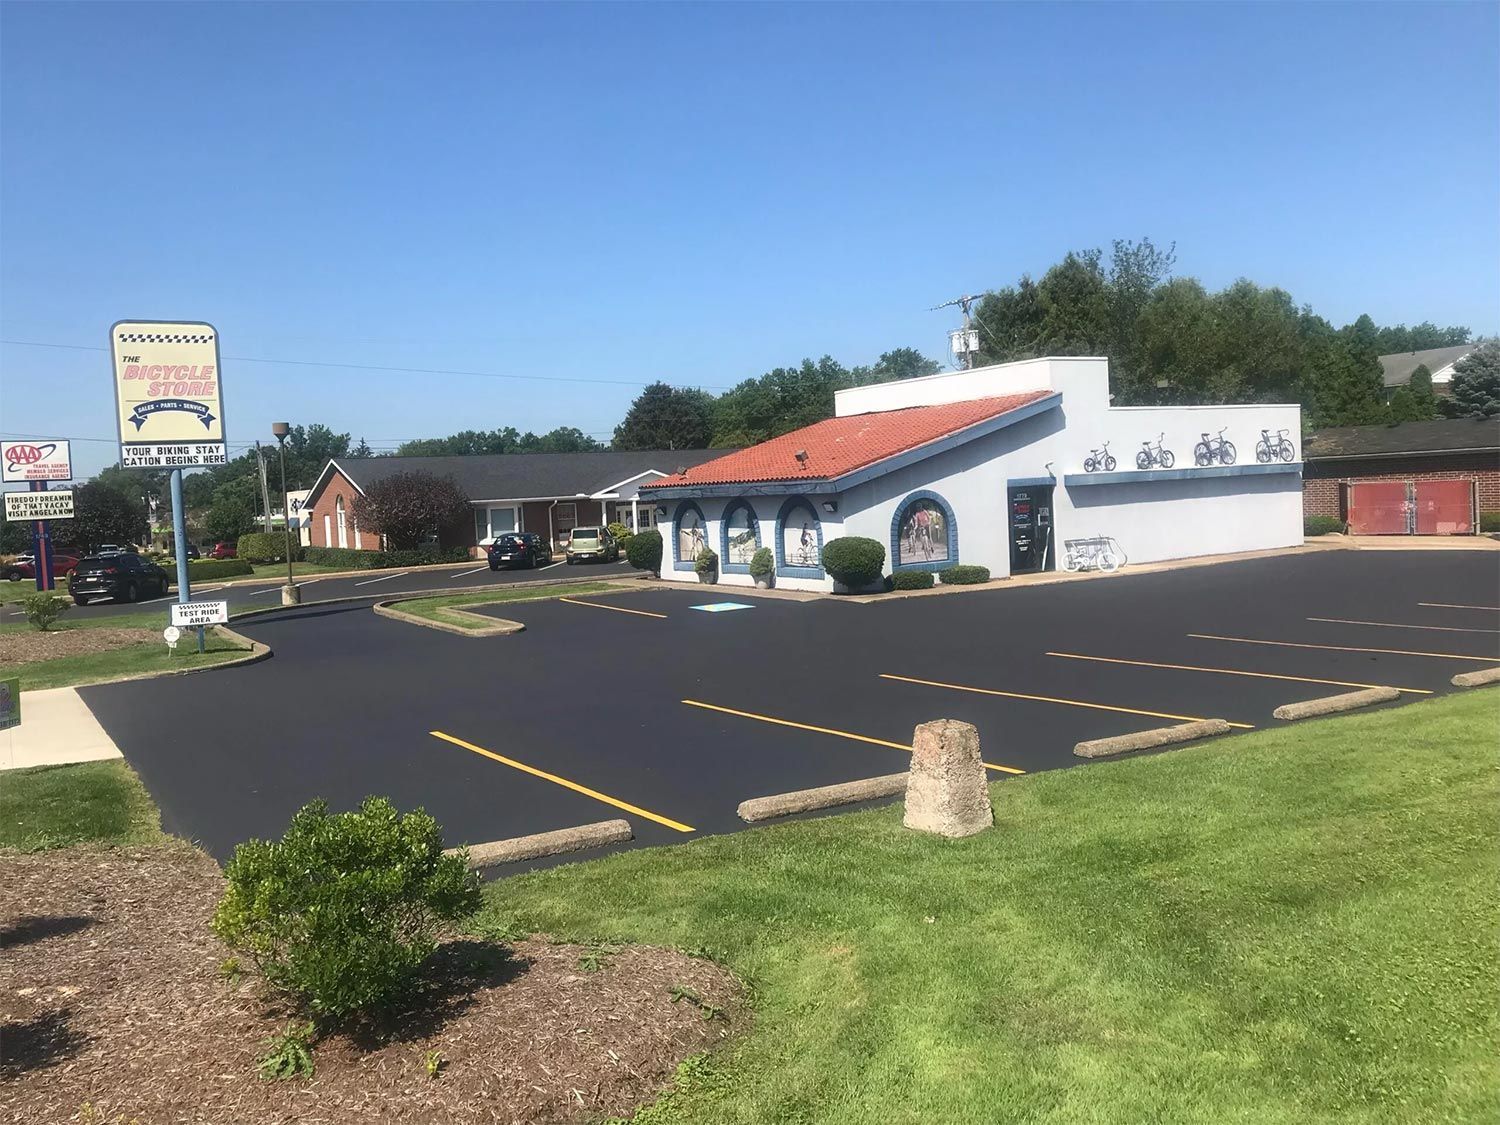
[29,481,53,592]
[168,468,203,653]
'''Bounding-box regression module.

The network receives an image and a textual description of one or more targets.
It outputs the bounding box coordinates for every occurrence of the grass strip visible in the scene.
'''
[0,760,164,851]
[395,581,623,629]
[9,631,250,691]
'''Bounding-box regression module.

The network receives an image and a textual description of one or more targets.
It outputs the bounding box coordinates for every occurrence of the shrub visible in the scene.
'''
[748,547,775,578]
[626,529,663,574]
[213,797,482,1023]
[188,558,254,580]
[22,591,70,631]
[694,547,719,574]
[1479,511,1500,534]
[349,471,471,550]
[892,570,935,590]
[237,532,304,565]
[303,545,469,569]
[607,522,634,550]
[937,564,991,585]
[1303,515,1346,536]
[821,536,885,589]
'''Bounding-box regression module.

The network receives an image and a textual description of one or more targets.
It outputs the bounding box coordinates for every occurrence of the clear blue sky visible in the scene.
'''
[2,1,1496,478]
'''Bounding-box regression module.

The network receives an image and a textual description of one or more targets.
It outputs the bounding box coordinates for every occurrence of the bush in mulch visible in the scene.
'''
[0,844,743,1122]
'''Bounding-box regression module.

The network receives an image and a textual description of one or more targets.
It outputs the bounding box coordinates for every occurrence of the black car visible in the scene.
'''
[487,532,550,570]
[69,553,172,605]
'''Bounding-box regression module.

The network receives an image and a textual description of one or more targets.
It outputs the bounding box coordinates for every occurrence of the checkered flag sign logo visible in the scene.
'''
[117,332,215,344]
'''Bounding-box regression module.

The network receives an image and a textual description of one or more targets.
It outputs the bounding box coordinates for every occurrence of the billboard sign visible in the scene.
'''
[1,440,72,483]
[110,321,228,469]
[4,489,74,521]
[170,600,229,627]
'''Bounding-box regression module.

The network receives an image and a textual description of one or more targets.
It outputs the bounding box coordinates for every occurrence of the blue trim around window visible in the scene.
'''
[720,498,760,574]
[890,490,960,573]
[775,496,824,578]
[672,500,706,572]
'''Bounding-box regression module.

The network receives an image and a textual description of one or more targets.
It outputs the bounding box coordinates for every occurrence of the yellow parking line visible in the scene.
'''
[1188,633,1498,663]
[878,673,1254,729]
[680,699,1027,775]
[1418,602,1500,612]
[429,730,694,833]
[1307,616,1500,635]
[1045,651,1433,694]
[558,596,667,619]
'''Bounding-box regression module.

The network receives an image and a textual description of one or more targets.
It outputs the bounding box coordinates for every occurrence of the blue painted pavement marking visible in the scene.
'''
[690,602,756,613]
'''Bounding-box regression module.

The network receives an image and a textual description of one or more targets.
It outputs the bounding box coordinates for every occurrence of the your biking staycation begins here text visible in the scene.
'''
[110,321,228,469]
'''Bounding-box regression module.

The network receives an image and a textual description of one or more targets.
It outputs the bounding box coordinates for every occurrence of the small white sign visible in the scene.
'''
[162,625,181,650]
[120,442,230,469]
[3,489,75,521]
[171,600,228,627]
[1,440,72,483]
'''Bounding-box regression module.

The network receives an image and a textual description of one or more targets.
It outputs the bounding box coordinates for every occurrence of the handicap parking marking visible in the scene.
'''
[690,602,756,613]
[1417,602,1500,612]
[1187,633,1499,663]
[558,596,667,619]
[1306,616,1500,635]
[879,673,1254,729]
[1045,651,1434,695]
[429,730,695,833]
[681,699,1027,775]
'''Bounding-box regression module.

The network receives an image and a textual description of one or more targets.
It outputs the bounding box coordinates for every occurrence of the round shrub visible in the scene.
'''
[748,546,775,578]
[1303,515,1345,536]
[821,536,886,589]
[892,570,935,591]
[694,547,719,574]
[626,528,663,574]
[937,564,990,585]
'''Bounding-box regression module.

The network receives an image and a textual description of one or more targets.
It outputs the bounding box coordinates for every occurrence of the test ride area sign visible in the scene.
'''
[4,490,74,521]
[171,600,229,627]
[2,440,72,483]
[110,321,228,468]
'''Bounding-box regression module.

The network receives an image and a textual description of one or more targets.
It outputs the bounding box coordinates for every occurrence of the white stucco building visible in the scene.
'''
[640,356,1303,591]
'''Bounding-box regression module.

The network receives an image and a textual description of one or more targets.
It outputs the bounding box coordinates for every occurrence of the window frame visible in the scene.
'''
[672,500,707,572]
[719,498,761,574]
[889,490,959,573]
[774,496,824,579]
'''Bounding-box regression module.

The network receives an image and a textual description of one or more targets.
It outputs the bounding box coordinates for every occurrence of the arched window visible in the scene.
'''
[890,490,958,572]
[775,496,823,578]
[672,501,707,571]
[336,495,349,549]
[720,499,761,573]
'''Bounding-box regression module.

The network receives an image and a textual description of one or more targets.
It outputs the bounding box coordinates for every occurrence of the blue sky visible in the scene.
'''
[2,1,1496,479]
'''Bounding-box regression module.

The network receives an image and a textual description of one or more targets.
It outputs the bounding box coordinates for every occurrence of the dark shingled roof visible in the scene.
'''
[308,449,730,505]
[1378,345,1474,388]
[1303,418,1500,461]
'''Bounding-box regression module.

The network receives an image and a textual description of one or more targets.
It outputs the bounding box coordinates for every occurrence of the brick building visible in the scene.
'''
[1302,418,1500,534]
[302,449,727,556]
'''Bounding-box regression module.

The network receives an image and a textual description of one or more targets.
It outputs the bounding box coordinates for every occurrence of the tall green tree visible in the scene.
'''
[711,357,850,447]
[1387,364,1439,423]
[612,383,716,450]
[203,477,260,543]
[1442,342,1500,418]
[1373,322,1471,353]
[395,426,601,457]
[849,348,942,386]
[51,482,148,552]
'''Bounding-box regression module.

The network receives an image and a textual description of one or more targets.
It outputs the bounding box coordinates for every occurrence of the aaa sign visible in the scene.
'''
[110,321,228,469]
[1,439,72,484]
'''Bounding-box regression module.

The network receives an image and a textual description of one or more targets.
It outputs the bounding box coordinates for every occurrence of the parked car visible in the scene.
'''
[487,532,551,570]
[3,553,81,581]
[208,541,237,559]
[184,542,201,560]
[96,543,125,556]
[68,553,172,605]
[565,526,618,564]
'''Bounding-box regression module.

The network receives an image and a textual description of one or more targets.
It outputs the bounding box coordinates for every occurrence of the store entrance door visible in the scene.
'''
[1008,485,1054,574]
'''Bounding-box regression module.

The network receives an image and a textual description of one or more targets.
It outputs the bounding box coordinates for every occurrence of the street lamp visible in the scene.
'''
[271,422,300,606]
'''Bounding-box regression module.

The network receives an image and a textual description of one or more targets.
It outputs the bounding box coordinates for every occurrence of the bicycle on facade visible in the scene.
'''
[1083,442,1117,473]
[1255,428,1296,463]
[1136,433,1175,469]
[1193,428,1236,466]
[1061,535,1123,573]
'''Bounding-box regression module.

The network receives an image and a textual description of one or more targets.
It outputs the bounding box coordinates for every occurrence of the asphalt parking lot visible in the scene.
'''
[79,549,1499,867]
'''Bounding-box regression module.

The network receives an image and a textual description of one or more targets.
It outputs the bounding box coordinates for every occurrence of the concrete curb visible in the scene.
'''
[1272,686,1401,721]
[1073,719,1232,759]
[446,819,633,868]
[737,772,909,823]
[1450,667,1500,688]
[373,599,526,636]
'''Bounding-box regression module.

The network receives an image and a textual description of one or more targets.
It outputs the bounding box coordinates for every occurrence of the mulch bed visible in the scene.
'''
[0,845,743,1123]
[0,628,158,668]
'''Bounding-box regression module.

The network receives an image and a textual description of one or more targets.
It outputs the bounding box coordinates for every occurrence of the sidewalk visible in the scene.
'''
[1335,534,1500,551]
[0,687,122,771]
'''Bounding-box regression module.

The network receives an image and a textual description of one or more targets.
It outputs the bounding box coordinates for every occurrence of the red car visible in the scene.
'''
[208,541,237,559]
[2,553,81,581]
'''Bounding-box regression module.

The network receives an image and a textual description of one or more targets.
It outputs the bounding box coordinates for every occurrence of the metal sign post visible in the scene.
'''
[30,481,53,591]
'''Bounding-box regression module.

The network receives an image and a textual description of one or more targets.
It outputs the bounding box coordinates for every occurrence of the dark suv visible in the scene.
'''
[487,532,550,571]
[69,553,172,605]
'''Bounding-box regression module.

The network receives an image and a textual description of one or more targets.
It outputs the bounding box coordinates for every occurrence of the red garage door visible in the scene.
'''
[1414,480,1474,535]
[1347,482,1410,535]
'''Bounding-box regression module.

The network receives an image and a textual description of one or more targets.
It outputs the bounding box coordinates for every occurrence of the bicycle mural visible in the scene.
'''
[677,507,706,563]
[781,502,822,568]
[724,504,759,564]
[896,498,949,565]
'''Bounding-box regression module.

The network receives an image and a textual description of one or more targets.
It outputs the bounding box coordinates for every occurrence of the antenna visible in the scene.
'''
[931,293,983,369]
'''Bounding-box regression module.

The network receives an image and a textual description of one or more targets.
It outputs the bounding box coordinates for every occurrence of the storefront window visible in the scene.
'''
[722,501,759,570]
[674,502,706,570]
[776,498,823,576]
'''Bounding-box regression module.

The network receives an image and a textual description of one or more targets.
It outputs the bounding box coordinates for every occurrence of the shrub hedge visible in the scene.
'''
[626,529,663,574]
[237,532,304,565]
[892,570,935,590]
[821,537,886,589]
[1480,511,1500,534]
[937,564,991,585]
[1303,515,1346,536]
[303,545,470,570]
[187,559,254,580]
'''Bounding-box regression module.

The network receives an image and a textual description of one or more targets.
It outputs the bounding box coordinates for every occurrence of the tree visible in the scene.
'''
[352,436,375,458]
[612,382,715,450]
[849,348,942,386]
[203,477,260,543]
[394,426,602,457]
[51,482,148,551]
[1387,364,1438,423]
[349,471,470,549]
[1373,322,1471,353]
[1443,342,1500,418]
[1306,336,1387,428]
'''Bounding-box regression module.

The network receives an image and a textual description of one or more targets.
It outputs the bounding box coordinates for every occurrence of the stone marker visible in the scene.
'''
[903,719,992,838]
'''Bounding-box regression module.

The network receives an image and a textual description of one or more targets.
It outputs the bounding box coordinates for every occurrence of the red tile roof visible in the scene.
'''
[642,390,1055,489]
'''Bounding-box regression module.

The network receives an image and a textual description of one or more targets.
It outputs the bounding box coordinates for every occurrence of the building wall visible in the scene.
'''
[1302,453,1500,520]
[307,467,375,550]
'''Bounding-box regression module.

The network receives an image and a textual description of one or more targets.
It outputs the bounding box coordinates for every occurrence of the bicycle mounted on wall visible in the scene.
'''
[1136,433,1175,470]
[1193,428,1236,466]
[1255,428,1296,463]
[1083,442,1116,473]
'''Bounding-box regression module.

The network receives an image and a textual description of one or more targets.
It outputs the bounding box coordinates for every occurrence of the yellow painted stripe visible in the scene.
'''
[1307,616,1500,635]
[558,596,667,619]
[1045,651,1433,695]
[1188,633,1498,664]
[1418,602,1500,612]
[680,699,1027,776]
[429,730,694,833]
[879,673,1255,729]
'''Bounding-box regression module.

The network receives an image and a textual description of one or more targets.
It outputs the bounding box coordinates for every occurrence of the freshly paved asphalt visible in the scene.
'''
[79,549,1499,869]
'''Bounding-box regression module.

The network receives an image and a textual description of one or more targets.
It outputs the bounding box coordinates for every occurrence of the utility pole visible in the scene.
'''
[255,442,274,532]
[931,294,983,370]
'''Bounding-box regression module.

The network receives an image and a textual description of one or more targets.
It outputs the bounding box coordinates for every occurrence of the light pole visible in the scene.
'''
[271,422,301,606]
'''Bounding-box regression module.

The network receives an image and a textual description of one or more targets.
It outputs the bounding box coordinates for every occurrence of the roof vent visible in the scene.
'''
[794,449,809,466]
[675,465,687,476]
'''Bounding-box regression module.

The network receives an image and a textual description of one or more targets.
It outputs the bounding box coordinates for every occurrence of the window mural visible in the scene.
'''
[724,504,759,566]
[897,498,950,565]
[677,506,706,563]
[781,503,821,569]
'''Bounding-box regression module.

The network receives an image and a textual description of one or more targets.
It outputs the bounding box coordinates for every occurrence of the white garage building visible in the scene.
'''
[640,356,1303,591]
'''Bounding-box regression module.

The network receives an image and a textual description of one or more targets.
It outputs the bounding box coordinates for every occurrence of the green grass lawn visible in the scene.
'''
[476,691,1500,1124]
[395,581,622,628]
[0,760,163,851]
[10,629,251,691]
